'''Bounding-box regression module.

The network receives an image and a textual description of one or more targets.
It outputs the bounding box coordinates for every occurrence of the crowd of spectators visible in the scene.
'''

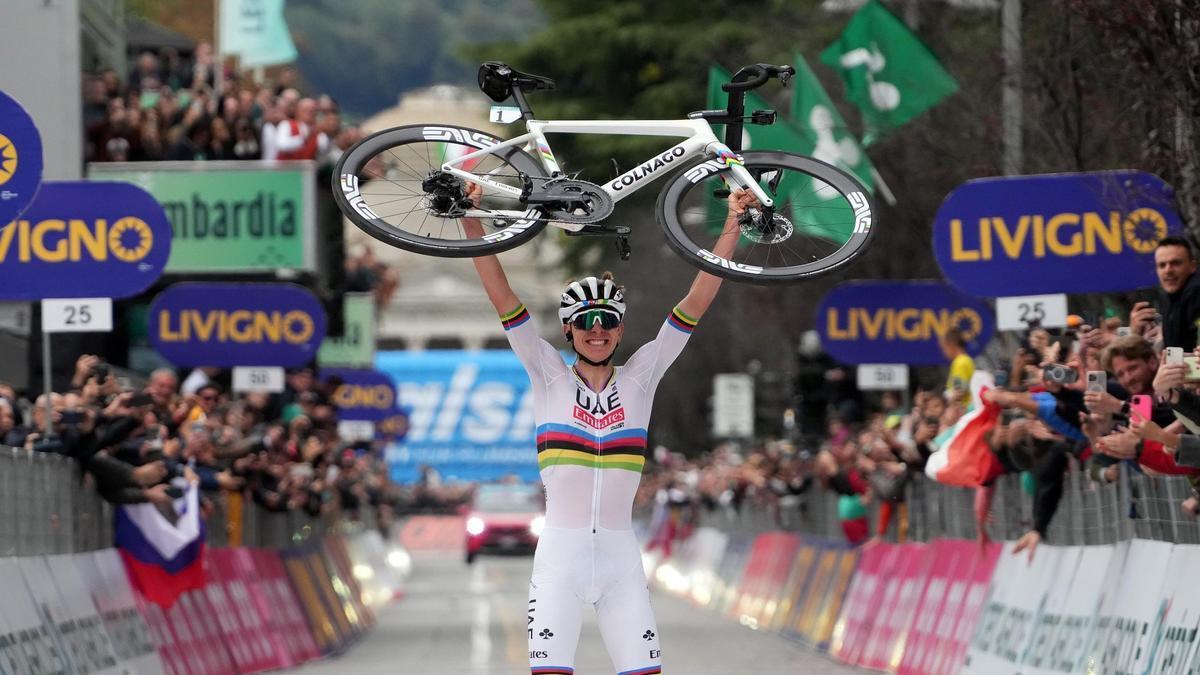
[0,356,402,533]
[84,42,363,167]
[638,235,1200,560]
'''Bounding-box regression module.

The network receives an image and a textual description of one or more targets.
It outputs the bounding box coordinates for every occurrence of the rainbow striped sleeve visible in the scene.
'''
[666,306,698,334]
[500,304,531,331]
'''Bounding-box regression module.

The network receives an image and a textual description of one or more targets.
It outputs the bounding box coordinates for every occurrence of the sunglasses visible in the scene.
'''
[570,310,621,331]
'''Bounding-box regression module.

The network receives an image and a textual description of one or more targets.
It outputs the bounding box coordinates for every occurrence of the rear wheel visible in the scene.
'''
[333,124,548,257]
[656,151,876,283]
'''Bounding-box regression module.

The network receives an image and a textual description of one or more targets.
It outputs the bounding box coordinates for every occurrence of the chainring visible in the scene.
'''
[539,179,614,224]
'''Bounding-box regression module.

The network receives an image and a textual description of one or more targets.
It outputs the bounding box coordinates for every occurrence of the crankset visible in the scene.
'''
[522,178,614,224]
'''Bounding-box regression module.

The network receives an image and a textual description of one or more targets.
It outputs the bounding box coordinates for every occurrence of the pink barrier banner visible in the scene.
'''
[830,542,890,665]
[175,589,239,674]
[730,532,800,626]
[897,540,988,675]
[859,543,931,671]
[251,548,322,664]
[208,548,286,672]
[941,541,1001,674]
[132,591,189,675]
[204,549,278,673]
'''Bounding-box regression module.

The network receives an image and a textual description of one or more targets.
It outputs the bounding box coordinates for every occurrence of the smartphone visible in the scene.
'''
[127,392,155,408]
[1167,347,1185,365]
[1130,394,1153,422]
[1117,327,1132,338]
[60,410,84,425]
[1185,355,1200,382]
[1086,371,1106,393]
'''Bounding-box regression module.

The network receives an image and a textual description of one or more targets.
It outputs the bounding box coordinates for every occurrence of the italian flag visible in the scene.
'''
[924,378,1004,487]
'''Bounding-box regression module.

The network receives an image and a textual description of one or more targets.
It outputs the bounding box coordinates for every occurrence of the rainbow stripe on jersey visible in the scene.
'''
[501,304,531,330]
[667,306,698,334]
[536,423,648,473]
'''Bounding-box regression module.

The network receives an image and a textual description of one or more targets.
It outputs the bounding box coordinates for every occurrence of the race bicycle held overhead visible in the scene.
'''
[332,61,875,283]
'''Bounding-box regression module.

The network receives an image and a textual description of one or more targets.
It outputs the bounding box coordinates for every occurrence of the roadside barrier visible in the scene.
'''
[0,529,404,674]
[646,466,1200,673]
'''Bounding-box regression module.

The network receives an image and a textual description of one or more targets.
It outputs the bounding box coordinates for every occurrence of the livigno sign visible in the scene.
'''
[88,161,315,273]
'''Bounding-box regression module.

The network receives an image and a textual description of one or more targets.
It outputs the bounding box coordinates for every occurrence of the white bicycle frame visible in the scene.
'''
[438,118,773,232]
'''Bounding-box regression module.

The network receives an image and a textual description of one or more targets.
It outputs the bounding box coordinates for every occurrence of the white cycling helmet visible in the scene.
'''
[558,276,626,325]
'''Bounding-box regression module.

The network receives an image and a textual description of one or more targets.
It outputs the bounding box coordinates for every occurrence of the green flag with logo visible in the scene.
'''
[220,0,298,67]
[705,64,865,245]
[819,0,958,144]
[790,54,874,194]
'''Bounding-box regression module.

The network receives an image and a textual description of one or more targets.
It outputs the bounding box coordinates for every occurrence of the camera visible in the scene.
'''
[1043,364,1078,384]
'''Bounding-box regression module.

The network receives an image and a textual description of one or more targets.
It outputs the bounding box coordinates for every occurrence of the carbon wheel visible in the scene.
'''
[333,124,548,257]
[656,151,876,283]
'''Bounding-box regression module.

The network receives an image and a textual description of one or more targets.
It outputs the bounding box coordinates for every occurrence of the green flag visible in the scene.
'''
[790,54,874,194]
[705,65,863,246]
[819,0,958,144]
[220,0,298,67]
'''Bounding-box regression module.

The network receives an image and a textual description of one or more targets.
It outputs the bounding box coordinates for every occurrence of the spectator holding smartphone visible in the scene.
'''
[1131,237,1200,350]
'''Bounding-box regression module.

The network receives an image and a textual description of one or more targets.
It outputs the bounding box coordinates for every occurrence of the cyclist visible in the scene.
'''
[463,183,750,674]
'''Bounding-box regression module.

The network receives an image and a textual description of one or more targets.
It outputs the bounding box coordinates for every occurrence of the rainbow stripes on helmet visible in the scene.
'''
[559,276,626,324]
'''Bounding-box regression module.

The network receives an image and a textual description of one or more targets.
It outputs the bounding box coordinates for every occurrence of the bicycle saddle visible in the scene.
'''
[478,62,556,102]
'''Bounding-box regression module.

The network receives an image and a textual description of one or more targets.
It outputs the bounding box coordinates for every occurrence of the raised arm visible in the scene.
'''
[461,184,522,314]
[675,189,751,321]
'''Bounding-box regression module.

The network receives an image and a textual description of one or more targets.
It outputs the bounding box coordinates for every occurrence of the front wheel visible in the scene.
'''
[656,151,876,283]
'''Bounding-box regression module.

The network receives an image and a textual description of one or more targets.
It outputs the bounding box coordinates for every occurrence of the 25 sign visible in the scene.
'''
[995,294,1068,331]
[40,298,113,333]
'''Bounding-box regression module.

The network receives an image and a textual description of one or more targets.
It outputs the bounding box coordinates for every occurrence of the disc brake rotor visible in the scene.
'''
[738,208,794,244]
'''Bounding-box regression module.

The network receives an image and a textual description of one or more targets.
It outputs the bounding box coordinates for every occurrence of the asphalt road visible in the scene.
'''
[298,549,859,674]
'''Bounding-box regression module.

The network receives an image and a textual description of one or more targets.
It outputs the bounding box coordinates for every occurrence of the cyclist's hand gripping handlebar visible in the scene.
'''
[721,64,797,92]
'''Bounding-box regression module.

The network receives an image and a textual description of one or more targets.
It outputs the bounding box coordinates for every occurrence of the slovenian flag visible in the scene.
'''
[924,373,1004,487]
[116,481,206,608]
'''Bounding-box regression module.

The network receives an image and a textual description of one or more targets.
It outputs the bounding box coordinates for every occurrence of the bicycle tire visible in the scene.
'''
[656,151,876,283]
[332,124,548,258]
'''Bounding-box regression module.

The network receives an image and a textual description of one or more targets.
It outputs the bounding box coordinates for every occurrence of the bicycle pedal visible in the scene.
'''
[616,236,631,261]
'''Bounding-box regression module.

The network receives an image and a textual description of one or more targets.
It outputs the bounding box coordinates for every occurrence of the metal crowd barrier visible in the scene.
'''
[1,444,379,555]
[0,446,113,556]
[702,466,1197,547]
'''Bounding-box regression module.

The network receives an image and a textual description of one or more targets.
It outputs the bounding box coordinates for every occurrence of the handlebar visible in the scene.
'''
[721,63,796,92]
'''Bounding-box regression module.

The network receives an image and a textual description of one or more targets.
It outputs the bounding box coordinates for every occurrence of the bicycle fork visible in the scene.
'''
[704,141,776,209]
